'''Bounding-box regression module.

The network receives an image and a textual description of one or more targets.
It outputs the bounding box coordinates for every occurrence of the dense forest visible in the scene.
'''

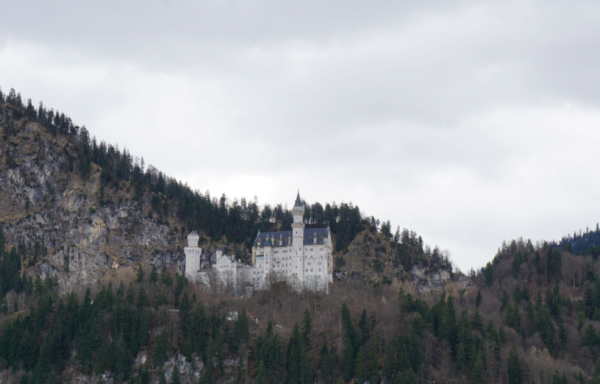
[555,226,600,257]
[2,231,600,383]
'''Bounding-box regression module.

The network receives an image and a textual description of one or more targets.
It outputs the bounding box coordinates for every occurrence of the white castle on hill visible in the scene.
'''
[184,192,333,293]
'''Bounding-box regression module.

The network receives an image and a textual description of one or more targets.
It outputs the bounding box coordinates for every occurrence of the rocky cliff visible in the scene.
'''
[0,119,187,291]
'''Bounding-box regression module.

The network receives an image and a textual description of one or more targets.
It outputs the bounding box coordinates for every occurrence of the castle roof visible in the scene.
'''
[188,230,198,237]
[253,228,330,247]
[294,191,303,208]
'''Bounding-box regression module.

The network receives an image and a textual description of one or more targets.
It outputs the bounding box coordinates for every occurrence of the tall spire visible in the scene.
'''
[294,190,303,208]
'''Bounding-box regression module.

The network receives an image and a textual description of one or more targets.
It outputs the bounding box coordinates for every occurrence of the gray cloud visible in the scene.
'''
[2,0,600,270]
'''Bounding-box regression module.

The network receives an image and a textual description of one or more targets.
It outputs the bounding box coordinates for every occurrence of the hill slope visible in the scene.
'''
[0,87,455,293]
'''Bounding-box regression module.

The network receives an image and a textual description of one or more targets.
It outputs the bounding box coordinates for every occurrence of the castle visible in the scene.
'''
[184,192,333,292]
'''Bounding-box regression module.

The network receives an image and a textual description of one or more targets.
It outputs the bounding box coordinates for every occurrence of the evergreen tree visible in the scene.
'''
[471,353,485,384]
[302,309,312,346]
[153,331,168,368]
[136,265,145,283]
[170,364,181,384]
[403,368,418,384]
[320,343,331,384]
[284,323,311,384]
[158,371,167,384]
[476,290,482,308]
[484,262,494,286]
[149,265,159,284]
[369,334,379,384]
[256,360,267,384]
[507,346,522,384]
[161,267,173,287]
[341,303,357,381]
[358,309,370,343]
[354,345,367,384]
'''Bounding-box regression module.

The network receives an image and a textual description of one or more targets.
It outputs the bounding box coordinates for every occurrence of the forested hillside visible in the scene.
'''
[0,86,450,291]
[555,225,600,256]
[3,230,600,384]
[6,86,600,384]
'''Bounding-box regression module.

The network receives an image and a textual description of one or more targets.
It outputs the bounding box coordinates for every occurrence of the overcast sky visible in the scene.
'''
[2,0,600,271]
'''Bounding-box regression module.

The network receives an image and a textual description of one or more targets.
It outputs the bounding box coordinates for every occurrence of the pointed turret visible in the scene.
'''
[294,190,303,208]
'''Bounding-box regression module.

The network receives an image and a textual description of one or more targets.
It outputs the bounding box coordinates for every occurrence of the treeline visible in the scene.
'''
[556,224,600,255]
[0,272,586,384]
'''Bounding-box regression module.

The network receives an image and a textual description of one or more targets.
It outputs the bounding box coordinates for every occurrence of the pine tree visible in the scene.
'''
[137,287,148,308]
[369,334,379,384]
[354,345,367,384]
[158,371,167,384]
[507,346,522,384]
[153,331,168,368]
[149,265,158,284]
[161,267,173,287]
[302,309,312,346]
[256,360,267,384]
[170,364,181,384]
[136,265,145,283]
[341,303,357,381]
[476,290,482,307]
[471,353,485,384]
[358,309,370,343]
[284,323,311,384]
[403,367,417,384]
[320,343,331,384]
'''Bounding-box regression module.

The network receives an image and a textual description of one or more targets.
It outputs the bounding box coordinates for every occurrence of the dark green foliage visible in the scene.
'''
[475,289,482,307]
[255,322,284,383]
[354,345,367,383]
[161,267,173,287]
[484,262,494,286]
[556,225,600,254]
[471,353,485,384]
[149,265,158,284]
[320,344,332,384]
[284,323,311,384]
[136,265,145,283]
[507,346,522,384]
[551,370,568,384]
[231,309,250,355]
[302,309,312,346]
[170,364,181,384]
[153,331,169,368]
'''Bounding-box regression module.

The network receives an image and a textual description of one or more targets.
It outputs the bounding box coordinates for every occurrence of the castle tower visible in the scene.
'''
[184,230,202,280]
[292,191,305,249]
[291,191,305,286]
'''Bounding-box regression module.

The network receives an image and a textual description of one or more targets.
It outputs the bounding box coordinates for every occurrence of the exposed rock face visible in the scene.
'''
[410,267,473,293]
[0,122,185,292]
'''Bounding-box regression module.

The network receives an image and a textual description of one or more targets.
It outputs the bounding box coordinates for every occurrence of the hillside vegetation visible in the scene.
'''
[4,87,599,384]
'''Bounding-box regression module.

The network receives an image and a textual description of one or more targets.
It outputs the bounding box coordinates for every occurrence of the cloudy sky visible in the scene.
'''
[2,0,600,271]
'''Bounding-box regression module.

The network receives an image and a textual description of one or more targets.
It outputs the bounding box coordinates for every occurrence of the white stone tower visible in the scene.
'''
[292,191,305,284]
[184,230,202,280]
